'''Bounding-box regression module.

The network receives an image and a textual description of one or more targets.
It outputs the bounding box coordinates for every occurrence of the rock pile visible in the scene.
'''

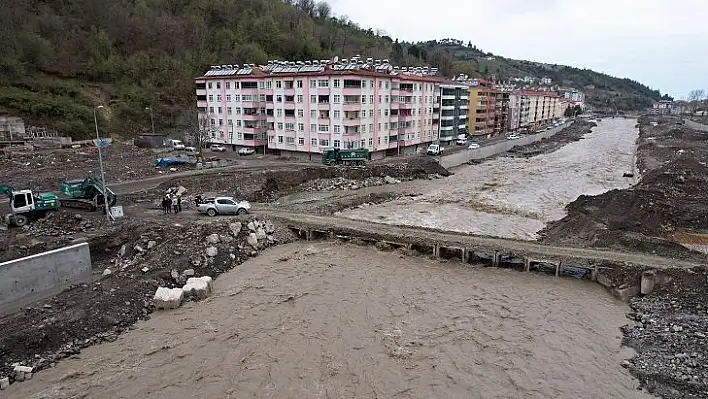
[302,174,442,192]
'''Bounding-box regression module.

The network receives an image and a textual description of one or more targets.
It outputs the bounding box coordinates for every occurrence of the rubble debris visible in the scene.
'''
[0,376,9,390]
[102,268,112,277]
[153,287,184,310]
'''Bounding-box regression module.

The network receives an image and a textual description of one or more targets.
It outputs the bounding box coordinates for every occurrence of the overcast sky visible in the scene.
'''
[329,0,708,98]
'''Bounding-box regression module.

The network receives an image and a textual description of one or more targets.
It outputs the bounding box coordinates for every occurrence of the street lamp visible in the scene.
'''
[92,105,112,221]
[145,107,156,135]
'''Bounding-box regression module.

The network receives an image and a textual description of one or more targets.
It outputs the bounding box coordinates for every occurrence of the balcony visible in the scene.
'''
[441,105,455,111]
[242,113,265,121]
[460,104,469,110]
[441,94,456,100]
[440,125,454,131]
[343,118,361,126]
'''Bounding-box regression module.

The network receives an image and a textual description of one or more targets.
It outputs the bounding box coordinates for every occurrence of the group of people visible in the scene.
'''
[161,194,182,214]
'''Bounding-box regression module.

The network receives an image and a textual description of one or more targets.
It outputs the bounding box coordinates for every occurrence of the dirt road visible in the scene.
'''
[5,242,650,399]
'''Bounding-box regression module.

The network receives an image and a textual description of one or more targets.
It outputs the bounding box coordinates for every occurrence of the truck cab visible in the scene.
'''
[1,186,60,227]
[169,139,185,151]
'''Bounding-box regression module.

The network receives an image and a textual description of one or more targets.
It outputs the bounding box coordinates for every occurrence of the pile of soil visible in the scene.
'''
[539,117,708,259]
[507,120,597,157]
[0,216,297,381]
[0,143,182,191]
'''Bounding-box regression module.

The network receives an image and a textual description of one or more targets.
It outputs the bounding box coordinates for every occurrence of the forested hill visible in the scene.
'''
[0,0,666,139]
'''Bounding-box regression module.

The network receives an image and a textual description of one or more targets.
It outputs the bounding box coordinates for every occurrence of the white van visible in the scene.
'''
[169,139,185,150]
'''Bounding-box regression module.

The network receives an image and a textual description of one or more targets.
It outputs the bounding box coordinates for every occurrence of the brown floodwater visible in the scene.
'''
[7,242,650,399]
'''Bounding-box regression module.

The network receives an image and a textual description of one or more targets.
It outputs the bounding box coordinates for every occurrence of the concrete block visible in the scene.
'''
[183,277,213,300]
[13,366,33,374]
[0,376,9,390]
[153,287,184,310]
[246,233,258,248]
[641,270,657,295]
[612,285,640,302]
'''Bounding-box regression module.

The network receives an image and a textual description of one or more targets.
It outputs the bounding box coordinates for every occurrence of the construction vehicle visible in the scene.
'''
[321,148,368,166]
[58,175,117,211]
[0,185,61,227]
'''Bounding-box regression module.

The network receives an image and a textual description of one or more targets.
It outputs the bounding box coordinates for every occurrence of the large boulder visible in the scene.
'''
[182,276,213,300]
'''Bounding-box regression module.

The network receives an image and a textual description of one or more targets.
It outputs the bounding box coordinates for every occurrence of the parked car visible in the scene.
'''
[468,143,480,150]
[184,146,199,156]
[238,147,256,156]
[455,137,468,146]
[197,197,251,216]
[209,144,226,152]
[507,134,522,140]
[426,144,444,156]
[169,139,185,151]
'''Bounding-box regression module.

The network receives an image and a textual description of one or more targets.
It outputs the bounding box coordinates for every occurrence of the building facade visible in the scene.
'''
[652,100,673,115]
[467,80,497,137]
[195,58,441,158]
[438,82,470,141]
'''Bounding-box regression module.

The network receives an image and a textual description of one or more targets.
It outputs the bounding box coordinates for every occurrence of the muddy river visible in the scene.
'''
[7,243,649,399]
[343,118,638,239]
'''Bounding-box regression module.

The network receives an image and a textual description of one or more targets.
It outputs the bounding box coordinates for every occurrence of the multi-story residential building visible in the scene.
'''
[467,80,497,137]
[438,82,470,142]
[511,90,563,130]
[561,88,585,106]
[194,57,441,159]
[652,100,673,115]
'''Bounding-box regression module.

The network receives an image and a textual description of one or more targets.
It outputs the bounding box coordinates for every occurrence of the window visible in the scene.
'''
[370,80,374,88]
[285,122,294,131]
[310,95,317,103]
[218,119,223,126]
[208,82,212,89]
[216,82,221,89]
[210,118,215,126]
[361,125,366,133]
[217,107,222,114]
[333,139,340,148]
[234,95,240,102]
[334,125,340,133]
[310,80,317,88]
[259,94,266,102]
[319,139,329,147]
[276,80,282,88]
[333,80,340,88]
[228,119,233,126]
[209,106,214,114]
[298,137,305,146]
[297,95,303,103]
[277,109,283,117]
[369,110,373,117]
[370,95,374,103]
[278,136,283,143]
[378,95,382,103]
[298,123,304,131]
[259,81,265,89]
[297,109,304,117]
[226,94,231,102]
[384,122,388,129]
[225,82,231,89]
[378,81,382,89]
[227,107,232,115]
[385,95,389,103]
[385,82,390,89]
[266,81,272,89]
[208,95,214,102]
[297,80,303,88]
[318,80,329,88]
[318,124,329,132]
[311,138,318,146]
[277,122,283,130]
[236,108,242,115]
[276,95,282,103]
[286,137,295,144]
[311,110,317,118]
[333,95,341,104]
[368,138,373,147]
[333,110,340,118]
[237,120,242,127]
[310,124,316,132]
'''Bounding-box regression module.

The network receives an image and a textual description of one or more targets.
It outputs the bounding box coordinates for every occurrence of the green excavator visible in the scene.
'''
[1,175,117,227]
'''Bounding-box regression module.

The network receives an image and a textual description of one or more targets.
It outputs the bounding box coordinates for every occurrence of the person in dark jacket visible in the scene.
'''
[161,196,169,214]
[177,196,182,213]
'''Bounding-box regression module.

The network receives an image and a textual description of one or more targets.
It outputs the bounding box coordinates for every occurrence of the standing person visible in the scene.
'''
[195,194,202,207]
[161,196,168,214]
[177,196,182,213]
[166,194,172,214]
[172,195,179,214]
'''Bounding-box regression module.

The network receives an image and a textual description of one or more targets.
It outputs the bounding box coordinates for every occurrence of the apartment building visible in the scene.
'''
[438,82,470,142]
[561,88,585,107]
[652,100,673,115]
[509,90,563,130]
[467,80,496,137]
[194,57,441,159]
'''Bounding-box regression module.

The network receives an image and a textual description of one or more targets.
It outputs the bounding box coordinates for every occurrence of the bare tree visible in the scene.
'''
[315,1,331,19]
[179,108,212,151]
[688,89,706,114]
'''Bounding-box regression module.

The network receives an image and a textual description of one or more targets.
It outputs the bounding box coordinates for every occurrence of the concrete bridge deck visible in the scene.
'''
[264,211,703,274]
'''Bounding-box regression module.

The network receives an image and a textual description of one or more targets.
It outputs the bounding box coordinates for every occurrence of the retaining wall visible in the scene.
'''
[0,242,92,316]
[440,123,571,169]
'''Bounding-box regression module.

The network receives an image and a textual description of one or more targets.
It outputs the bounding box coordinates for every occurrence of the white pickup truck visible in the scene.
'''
[197,197,251,216]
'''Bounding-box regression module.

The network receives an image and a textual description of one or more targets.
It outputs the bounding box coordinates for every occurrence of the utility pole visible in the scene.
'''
[93,106,112,221]
[145,107,156,135]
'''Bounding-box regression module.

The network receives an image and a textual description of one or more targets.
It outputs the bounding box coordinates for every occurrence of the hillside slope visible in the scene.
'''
[0,0,666,139]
